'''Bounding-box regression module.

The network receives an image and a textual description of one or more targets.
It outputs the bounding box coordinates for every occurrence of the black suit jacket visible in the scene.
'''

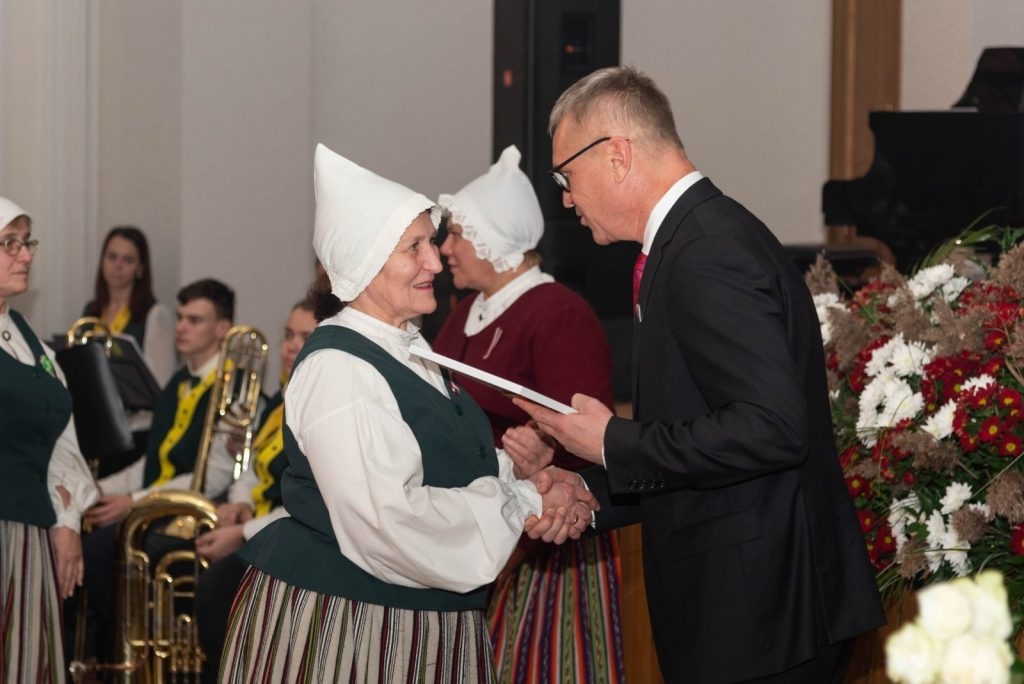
[587,178,884,682]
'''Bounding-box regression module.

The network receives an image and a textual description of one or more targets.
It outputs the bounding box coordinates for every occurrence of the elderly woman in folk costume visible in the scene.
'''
[432,145,624,683]
[0,196,99,683]
[219,144,597,682]
[81,225,175,387]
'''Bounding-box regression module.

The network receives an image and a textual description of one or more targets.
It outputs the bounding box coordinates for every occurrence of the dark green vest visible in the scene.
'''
[142,366,214,486]
[0,311,71,527]
[241,325,498,611]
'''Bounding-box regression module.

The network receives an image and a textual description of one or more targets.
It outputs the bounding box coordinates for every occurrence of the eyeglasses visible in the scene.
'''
[549,136,611,191]
[0,236,39,257]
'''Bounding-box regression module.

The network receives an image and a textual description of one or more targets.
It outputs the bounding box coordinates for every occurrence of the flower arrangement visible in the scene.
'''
[806,229,1024,611]
[885,570,1017,684]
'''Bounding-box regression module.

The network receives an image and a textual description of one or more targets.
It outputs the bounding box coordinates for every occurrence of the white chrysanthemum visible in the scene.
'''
[885,623,940,684]
[968,502,992,520]
[963,374,996,392]
[908,264,956,300]
[917,580,973,641]
[939,632,1012,684]
[866,335,908,377]
[925,511,947,572]
[813,293,845,346]
[922,399,957,440]
[940,482,973,515]
[889,494,922,551]
[879,381,924,428]
[889,339,933,378]
[940,530,971,577]
[940,276,970,303]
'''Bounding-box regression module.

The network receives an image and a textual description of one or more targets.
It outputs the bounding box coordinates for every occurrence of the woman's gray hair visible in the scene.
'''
[548,66,684,150]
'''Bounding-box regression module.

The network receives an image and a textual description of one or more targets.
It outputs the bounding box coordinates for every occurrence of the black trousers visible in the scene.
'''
[739,639,853,684]
[195,552,249,684]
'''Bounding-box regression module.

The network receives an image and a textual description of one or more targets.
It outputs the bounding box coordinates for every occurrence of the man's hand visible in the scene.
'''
[215,502,254,527]
[49,526,83,599]
[523,467,598,544]
[513,393,613,464]
[84,494,134,528]
[502,423,555,478]
[195,525,245,563]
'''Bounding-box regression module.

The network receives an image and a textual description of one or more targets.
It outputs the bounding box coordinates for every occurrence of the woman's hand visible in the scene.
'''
[502,423,556,478]
[195,525,245,563]
[84,494,134,528]
[48,526,83,599]
[524,467,599,544]
[215,502,254,527]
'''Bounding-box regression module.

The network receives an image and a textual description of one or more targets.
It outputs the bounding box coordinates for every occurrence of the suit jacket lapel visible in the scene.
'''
[631,177,723,415]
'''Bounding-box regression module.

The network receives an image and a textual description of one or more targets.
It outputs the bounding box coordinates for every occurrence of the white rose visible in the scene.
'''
[939,632,1012,684]
[885,623,940,684]
[969,571,1014,640]
[917,580,972,641]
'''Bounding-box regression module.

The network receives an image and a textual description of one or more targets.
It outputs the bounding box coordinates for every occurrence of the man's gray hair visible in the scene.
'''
[548,66,684,150]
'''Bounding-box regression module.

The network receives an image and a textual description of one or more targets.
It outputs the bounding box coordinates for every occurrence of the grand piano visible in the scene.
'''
[822,47,1024,272]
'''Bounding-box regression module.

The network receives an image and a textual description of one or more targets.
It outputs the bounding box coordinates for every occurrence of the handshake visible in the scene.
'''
[501,424,599,545]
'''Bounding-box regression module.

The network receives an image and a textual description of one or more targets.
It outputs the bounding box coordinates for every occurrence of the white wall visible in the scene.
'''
[310,0,493,200]
[623,0,832,245]
[179,1,313,385]
[4,0,1022,382]
[902,0,1024,110]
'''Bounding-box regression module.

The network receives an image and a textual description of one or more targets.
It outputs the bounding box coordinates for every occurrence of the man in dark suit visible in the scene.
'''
[514,66,885,683]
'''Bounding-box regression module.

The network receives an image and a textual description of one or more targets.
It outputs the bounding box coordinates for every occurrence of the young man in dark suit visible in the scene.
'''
[513,66,885,683]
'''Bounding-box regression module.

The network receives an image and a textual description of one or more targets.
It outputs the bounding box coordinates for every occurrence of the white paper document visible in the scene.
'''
[408,346,577,414]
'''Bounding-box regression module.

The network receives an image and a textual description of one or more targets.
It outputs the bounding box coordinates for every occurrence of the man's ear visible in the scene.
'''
[215,318,232,341]
[608,136,632,183]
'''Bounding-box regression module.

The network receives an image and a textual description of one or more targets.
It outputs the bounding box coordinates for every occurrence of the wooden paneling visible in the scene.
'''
[828,0,901,258]
[618,523,664,683]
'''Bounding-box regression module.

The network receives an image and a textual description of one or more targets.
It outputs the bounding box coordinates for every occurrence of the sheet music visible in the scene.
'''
[409,345,576,415]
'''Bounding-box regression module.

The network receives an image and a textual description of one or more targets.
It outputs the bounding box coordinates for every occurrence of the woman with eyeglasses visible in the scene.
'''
[0,196,99,683]
[432,146,625,683]
[81,226,175,387]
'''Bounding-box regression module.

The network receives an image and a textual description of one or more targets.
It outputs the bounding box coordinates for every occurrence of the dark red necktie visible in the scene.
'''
[632,251,647,311]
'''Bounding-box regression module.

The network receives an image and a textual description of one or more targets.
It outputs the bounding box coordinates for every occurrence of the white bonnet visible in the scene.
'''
[313,144,437,302]
[0,197,30,229]
[437,145,544,273]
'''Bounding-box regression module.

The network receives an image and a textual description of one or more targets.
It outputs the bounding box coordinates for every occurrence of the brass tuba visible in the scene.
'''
[70,325,269,683]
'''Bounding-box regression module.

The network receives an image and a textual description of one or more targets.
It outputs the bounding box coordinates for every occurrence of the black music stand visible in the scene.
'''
[54,335,160,473]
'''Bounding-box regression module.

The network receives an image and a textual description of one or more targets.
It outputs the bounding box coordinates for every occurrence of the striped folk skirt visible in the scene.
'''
[488,531,625,684]
[0,520,66,684]
[220,567,497,683]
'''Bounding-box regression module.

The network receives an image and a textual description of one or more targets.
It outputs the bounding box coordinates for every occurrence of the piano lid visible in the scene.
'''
[823,48,1024,272]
